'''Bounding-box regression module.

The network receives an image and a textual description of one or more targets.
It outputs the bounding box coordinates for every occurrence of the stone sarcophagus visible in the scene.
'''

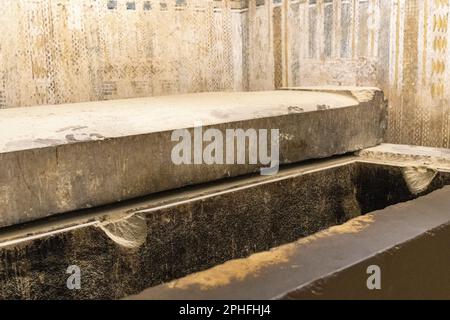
[0,87,387,228]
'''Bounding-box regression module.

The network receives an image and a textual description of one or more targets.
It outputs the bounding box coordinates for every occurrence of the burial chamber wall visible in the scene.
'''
[0,0,449,148]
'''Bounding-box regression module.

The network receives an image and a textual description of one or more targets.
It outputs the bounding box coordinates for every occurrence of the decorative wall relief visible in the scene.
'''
[0,0,248,107]
[1,0,450,148]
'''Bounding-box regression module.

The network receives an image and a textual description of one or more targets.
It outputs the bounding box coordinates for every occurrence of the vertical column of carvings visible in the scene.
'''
[417,0,432,146]
[323,0,334,59]
[24,0,60,106]
[376,0,391,93]
[400,0,420,145]
[333,0,341,60]
[414,0,450,147]
[207,0,223,91]
[49,0,93,104]
[94,0,108,101]
[367,0,380,58]
[45,1,64,105]
[0,75,5,109]
[352,1,379,90]
[386,0,405,144]
[153,1,177,95]
[120,0,157,99]
[288,0,301,86]
[205,0,216,91]
[188,0,209,93]
[0,4,6,108]
[429,0,450,147]
[441,0,450,147]
[15,0,36,107]
[317,0,325,60]
[282,0,289,87]
[120,0,145,98]
[83,0,103,101]
[241,1,250,91]
[230,1,249,91]
[151,1,163,95]
[0,0,18,108]
[273,0,283,88]
[340,0,353,58]
[430,0,448,101]
[48,0,70,103]
[358,0,382,60]
[131,0,153,97]
[357,0,369,57]
[307,0,318,59]
[245,0,254,89]
[100,0,122,99]
[207,0,234,91]
[247,0,273,90]
[298,0,309,61]
[222,0,235,91]
[292,0,310,86]
[351,0,358,59]
[172,0,193,94]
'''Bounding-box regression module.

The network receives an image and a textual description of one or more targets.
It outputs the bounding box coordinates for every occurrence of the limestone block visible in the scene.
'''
[0,87,386,227]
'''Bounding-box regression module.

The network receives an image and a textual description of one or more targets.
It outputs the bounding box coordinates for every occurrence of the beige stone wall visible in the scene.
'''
[0,0,247,107]
[1,0,450,148]
[245,0,450,148]
[278,0,450,148]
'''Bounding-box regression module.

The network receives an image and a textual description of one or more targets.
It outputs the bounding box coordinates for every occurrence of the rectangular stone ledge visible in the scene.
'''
[358,143,450,170]
[0,88,387,228]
